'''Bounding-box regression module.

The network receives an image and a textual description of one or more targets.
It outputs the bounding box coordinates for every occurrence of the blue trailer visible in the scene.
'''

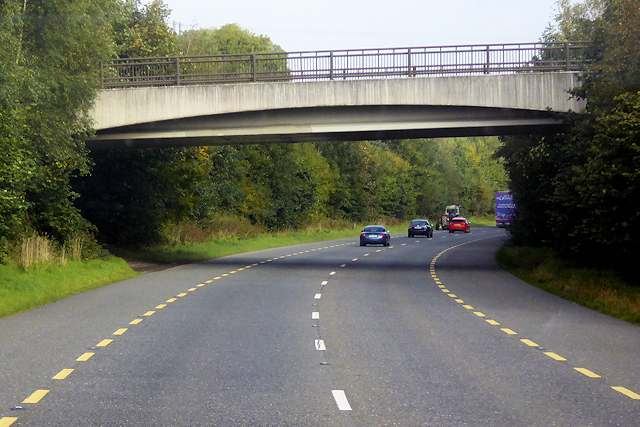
[495,192,514,227]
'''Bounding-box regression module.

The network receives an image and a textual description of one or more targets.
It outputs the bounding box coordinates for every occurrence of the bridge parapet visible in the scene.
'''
[100,42,591,88]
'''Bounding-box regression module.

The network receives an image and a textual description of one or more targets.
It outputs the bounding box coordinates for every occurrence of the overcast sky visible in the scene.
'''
[162,0,561,52]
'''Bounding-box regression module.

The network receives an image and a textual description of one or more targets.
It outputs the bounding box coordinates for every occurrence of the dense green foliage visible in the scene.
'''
[177,23,284,56]
[0,0,115,259]
[110,0,177,58]
[76,138,507,247]
[498,0,640,275]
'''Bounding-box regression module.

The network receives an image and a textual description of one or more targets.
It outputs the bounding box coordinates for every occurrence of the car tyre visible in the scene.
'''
[360,242,365,246]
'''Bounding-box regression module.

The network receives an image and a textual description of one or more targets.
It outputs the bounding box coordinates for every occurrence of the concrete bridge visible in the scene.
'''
[87,43,588,149]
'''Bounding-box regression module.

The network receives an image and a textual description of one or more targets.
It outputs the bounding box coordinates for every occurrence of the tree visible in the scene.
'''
[74,147,211,246]
[0,2,34,253]
[584,0,640,107]
[542,0,605,42]
[0,0,115,260]
[316,142,368,221]
[110,0,177,58]
[497,0,640,274]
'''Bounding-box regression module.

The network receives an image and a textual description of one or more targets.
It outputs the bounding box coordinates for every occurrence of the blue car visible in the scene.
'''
[360,225,391,246]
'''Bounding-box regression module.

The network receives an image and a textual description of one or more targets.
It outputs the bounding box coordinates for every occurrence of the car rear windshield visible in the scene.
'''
[411,220,428,226]
[365,226,385,232]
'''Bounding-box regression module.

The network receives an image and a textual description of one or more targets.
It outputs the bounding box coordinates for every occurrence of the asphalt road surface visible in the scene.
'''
[1,227,639,426]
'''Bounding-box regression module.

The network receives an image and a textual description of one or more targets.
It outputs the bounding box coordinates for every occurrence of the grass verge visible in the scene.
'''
[467,215,497,227]
[496,244,640,326]
[0,257,138,318]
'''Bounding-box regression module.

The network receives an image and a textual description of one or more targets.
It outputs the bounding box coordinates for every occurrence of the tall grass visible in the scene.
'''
[18,234,85,269]
[19,234,56,268]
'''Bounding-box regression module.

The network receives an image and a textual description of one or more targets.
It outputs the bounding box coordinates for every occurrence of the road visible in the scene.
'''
[1,227,638,426]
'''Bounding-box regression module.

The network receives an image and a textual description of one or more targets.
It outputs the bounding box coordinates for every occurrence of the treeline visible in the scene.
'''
[0,0,507,259]
[498,0,640,273]
[74,138,507,246]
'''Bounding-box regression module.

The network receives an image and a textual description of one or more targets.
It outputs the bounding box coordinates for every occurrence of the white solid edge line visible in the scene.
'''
[332,390,352,411]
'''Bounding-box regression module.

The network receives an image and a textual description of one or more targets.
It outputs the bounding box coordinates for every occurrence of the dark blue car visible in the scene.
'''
[360,225,391,246]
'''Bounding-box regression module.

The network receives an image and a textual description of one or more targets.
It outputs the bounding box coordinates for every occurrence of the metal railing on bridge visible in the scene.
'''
[100,41,592,89]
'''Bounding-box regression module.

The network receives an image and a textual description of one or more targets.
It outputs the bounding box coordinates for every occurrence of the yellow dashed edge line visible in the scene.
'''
[545,352,566,361]
[0,417,18,427]
[76,352,94,362]
[575,368,601,378]
[430,235,640,402]
[612,386,640,400]
[9,241,368,425]
[23,389,49,404]
[52,369,74,380]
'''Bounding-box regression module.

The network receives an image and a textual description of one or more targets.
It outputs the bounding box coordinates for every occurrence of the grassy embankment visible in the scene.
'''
[0,257,137,319]
[496,244,640,326]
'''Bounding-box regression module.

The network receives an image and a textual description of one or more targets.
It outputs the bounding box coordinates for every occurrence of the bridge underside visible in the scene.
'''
[88,105,565,150]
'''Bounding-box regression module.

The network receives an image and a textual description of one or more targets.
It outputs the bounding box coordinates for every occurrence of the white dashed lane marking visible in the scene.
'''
[332,390,352,411]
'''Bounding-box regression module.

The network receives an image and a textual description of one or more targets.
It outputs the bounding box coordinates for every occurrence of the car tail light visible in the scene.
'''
[361,233,366,237]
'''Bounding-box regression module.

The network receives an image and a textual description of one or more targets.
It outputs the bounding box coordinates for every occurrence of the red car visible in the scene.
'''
[449,217,470,233]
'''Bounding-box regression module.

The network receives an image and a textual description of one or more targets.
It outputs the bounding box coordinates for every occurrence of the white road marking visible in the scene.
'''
[341,264,346,267]
[312,312,320,319]
[321,281,328,285]
[332,390,352,411]
[315,294,322,299]
[330,271,336,275]
[315,340,326,350]
[352,258,358,262]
